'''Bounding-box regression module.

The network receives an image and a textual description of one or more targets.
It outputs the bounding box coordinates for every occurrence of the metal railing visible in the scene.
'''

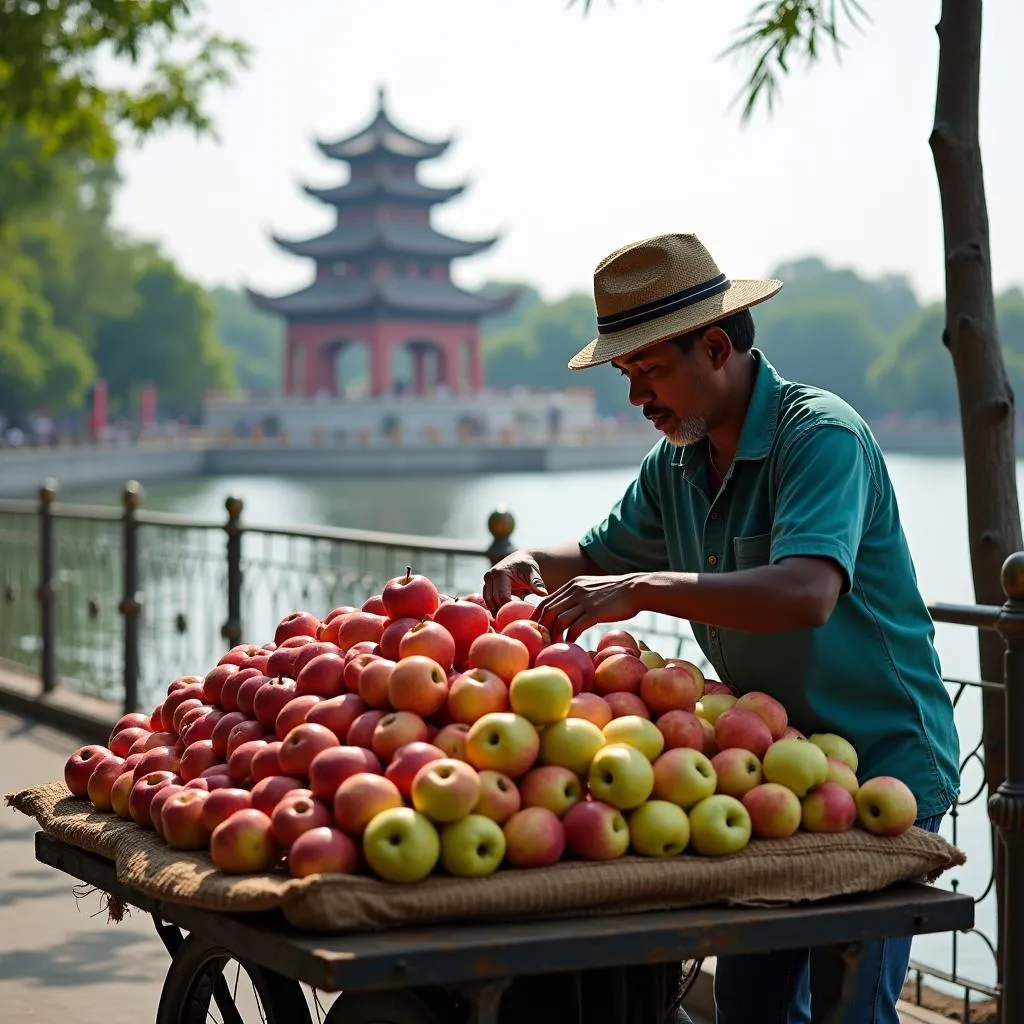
[0,479,1021,1024]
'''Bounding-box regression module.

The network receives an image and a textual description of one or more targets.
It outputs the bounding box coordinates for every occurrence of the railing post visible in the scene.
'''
[37,478,58,694]
[991,552,1024,1024]
[118,481,143,715]
[222,496,243,648]
[485,506,516,566]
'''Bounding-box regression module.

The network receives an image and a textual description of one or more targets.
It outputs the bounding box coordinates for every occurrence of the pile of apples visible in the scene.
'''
[63,568,920,885]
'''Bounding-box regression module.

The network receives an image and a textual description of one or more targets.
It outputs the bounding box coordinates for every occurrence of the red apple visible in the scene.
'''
[161,789,212,850]
[501,620,550,664]
[381,568,440,621]
[433,722,471,761]
[468,633,530,683]
[210,808,280,873]
[640,665,702,715]
[291,641,343,678]
[249,775,306,817]
[110,727,149,758]
[211,711,248,757]
[593,653,646,695]
[128,770,178,827]
[202,664,240,706]
[432,600,491,665]
[323,605,358,626]
[171,698,205,734]
[734,690,790,741]
[323,612,387,652]
[347,709,387,749]
[569,692,613,728]
[149,701,167,732]
[592,645,640,668]
[357,657,396,709]
[344,653,380,693]
[270,790,332,847]
[345,640,380,662]
[110,712,151,738]
[333,773,404,836]
[278,723,340,776]
[163,683,206,725]
[604,692,651,719]
[219,667,258,712]
[85,755,126,810]
[167,674,203,694]
[361,594,387,615]
[295,653,347,698]
[306,693,367,742]
[226,718,266,759]
[494,599,535,631]
[201,787,253,831]
[562,799,630,860]
[308,745,382,801]
[149,781,186,835]
[372,711,429,762]
[384,741,446,797]
[178,739,220,782]
[250,741,284,783]
[276,695,322,739]
[267,636,317,679]
[235,673,269,716]
[180,708,224,747]
[137,730,177,754]
[503,806,566,868]
[714,708,773,760]
[287,826,358,878]
[132,745,180,784]
[379,616,419,660]
[388,655,449,718]
[473,770,521,824]
[535,642,595,695]
[656,710,706,751]
[228,739,269,784]
[447,667,509,725]
[462,592,488,609]
[597,630,641,654]
[398,621,456,670]
[274,610,322,646]
[253,678,298,729]
[218,643,263,667]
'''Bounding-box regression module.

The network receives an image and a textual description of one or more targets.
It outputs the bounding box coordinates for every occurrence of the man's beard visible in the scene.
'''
[663,416,708,447]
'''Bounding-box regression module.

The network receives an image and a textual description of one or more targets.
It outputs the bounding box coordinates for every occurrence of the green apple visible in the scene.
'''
[362,806,440,883]
[639,649,666,670]
[440,813,507,877]
[602,715,665,762]
[688,794,752,856]
[808,733,859,773]
[855,776,918,837]
[628,800,690,857]
[509,666,574,726]
[651,747,717,809]
[464,712,540,778]
[587,742,654,810]
[539,717,605,776]
[695,694,737,725]
[410,758,482,823]
[762,737,829,798]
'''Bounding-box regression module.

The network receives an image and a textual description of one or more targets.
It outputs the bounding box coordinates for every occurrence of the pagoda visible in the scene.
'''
[248,89,516,398]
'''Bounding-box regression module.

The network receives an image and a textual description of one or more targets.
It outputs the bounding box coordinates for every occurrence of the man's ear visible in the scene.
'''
[701,326,733,370]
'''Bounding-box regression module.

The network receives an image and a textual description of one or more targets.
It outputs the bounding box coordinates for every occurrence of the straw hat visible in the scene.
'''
[568,233,783,371]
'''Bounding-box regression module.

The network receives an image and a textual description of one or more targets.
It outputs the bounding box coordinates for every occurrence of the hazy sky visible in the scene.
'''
[110,0,1024,306]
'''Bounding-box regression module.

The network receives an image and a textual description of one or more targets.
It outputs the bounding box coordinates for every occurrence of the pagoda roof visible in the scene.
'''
[302,175,465,207]
[316,87,450,163]
[247,276,517,322]
[271,220,498,261]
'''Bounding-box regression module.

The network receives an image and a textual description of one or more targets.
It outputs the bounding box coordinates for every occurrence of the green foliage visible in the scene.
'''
[208,287,279,392]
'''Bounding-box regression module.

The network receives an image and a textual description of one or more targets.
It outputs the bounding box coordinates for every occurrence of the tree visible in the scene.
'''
[208,287,280,393]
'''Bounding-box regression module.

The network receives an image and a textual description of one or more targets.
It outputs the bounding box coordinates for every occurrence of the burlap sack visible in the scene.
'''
[9,781,966,934]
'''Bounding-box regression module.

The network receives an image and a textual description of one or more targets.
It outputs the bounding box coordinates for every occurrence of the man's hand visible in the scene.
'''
[533,573,646,644]
[483,551,549,613]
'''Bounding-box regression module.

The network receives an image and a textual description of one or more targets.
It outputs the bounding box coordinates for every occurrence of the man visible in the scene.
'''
[482,233,960,1024]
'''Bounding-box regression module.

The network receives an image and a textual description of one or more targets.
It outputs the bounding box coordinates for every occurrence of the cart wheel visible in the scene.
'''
[323,990,444,1024]
[155,930,313,1024]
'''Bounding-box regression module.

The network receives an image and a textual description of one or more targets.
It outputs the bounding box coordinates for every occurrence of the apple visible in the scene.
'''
[362,806,440,883]
[180,707,224,745]
[274,695,320,740]
[539,717,605,776]
[148,702,167,732]
[688,795,752,855]
[629,799,691,857]
[597,629,640,654]
[714,709,773,760]
[535,642,595,694]
[855,776,918,836]
[275,610,321,646]
[602,716,665,762]
[306,693,367,741]
[65,745,114,797]
[461,592,488,609]
[473,770,521,823]
[324,605,357,625]
[640,665,702,715]
[210,808,280,873]
[411,758,482,823]
[825,757,860,796]
[178,739,221,782]
[384,741,446,796]
[160,789,211,850]
[588,743,654,810]
[503,806,565,868]
[132,746,181,784]
[699,718,717,756]
[308,745,382,801]
[509,665,573,726]
[605,692,651,720]
[167,674,203,693]
[568,692,612,728]
[218,643,267,668]
[291,641,343,678]
[439,813,506,877]
[382,568,440,621]
[652,747,717,809]
[592,645,640,669]
[742,783,802,839]
[762,737,829,797]
[563,800,630,860]
[341,653,378,695]
[801,781,858,833]
[110,770,136,819]
[639,650,666,670]
[288,826,359,878]
[211,711,248,758]
[501,619,551,663]
[808,733,860,773]
[276,722,338,776]
[235,674,269,717]
[388,655,449,718]
[519,765,583,818]
[138,729,178,754]
[464,712,540,778]
[201,787,253,832]
[399,621,456,670]
[253,678,298,730]
[345,640,380,662]
[227,739,269,785]
[110,727,149,758]
[163,683,205,726]
[433,600,491,665]
[447,668,509,725]
[202,664,239,706]
[249,775,306,817]
[149,782,186,835]
[434,722,471,761]
[171,698,204,735]
[270,790,333,847]
[467,632,530,684]
[782,726,807,741]
[225,718,266,759]
[325,612,388,652]
[711,748,763,799]
[372,711,429,762]
[333,772,404,836]
[695,694,738,725]
[347,709,387,749]
[267,636,317,679]
[656,710,705,752]
[362,594,387,615]
[128,770,178,827]
[294,653,347,699]
[86,755,126,811]
[703,680,736,696]
[593,654,647,696]
[493,598,535,631]
[111,712,151,737]
[348,657,389,709]
[735,691,789,741]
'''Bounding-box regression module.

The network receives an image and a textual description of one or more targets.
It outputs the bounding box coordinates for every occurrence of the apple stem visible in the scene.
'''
[404,565,412,583]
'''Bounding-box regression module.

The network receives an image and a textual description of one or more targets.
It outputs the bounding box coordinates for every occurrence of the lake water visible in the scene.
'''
[75,452,1005,994]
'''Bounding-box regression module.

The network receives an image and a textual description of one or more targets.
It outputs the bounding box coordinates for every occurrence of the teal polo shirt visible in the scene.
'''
[580,350,960,818]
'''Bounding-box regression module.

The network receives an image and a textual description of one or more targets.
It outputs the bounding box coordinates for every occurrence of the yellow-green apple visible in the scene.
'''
[494,598,535,631]
[440,813,506,876]
[325,611,387,652]
[306,693,367,742]
[588,742,655,810]
[447,668,509,725]
[605,691,651,720]
[132,745,181,784]
[688,794,752,855]
[464,712,539,778]
[734,691,789,740]
[855,776,918,836]
[639,648,666,670]
[372,711,429,762]
[808,733,859,772]
[569,692,612,728]
[161,789,212,850]
[379,616,419,660]
[149,782,186,835]
[411,758,482,823]
[501,619,551,664]
[65,745,114,798]
[308,744,382,801]
[651,748,717,809]
[656,710,705,752]
[363,806,440,882]
[357,658,396,709]
[697,695,738,725]
[509,665,573,725]
[201,787,252,832]
[253,678,299,730]
[640,665,702,715]
[382,568,440,621]
[287,825,359,878]
[762,737,829,797]
[249,775,306,817]
[346,709,387,749]
[210,808,280,873]
[782,726,807,741]
[801,781,857,833]
[295,652,347,698]
[434,722,471,761]
[399,621,456,671]
[270,790,333,847]
[110,726,150,758]
[388,655,449,718]
[519,765,583,817]
[826,757,860,796]
[227,739,269,785]
[538,717,605,776]
[597,629,640,654]
[628,799,691,857]
[593,653,647,696]
[602,715,665,762]
[333,772,403,836]
[432,600,492,666]
[703,680,735,696]
[474,770,521,823]
[535,642,595,694]
[278,723,340,776]
[275,610,321,646]
[714,708,773,760]
[468,633,530,684]
[711,748,764,799]
[128,770,178,827]
[384,741,446,796]
[211,711,248,758]
[86,755,126,811]
[562,800,630,860]
[179,739,222,782]
[362,594,387,615]
[742,782,803,838]
[503,806,565,867]
[274,695,320,740]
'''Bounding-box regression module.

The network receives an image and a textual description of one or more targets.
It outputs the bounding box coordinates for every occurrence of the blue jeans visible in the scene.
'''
[713,814,945,1024]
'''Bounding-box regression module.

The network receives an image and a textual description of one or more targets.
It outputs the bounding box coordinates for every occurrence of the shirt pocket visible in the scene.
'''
[733,533,772,570]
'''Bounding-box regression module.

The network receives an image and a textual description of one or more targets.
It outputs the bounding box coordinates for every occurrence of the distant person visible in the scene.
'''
[483,233,959,1024]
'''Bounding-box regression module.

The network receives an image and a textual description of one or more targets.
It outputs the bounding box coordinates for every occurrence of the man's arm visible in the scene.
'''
[530,543,607,592]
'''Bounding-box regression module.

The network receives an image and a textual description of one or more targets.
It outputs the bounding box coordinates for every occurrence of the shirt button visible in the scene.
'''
[709,627,719,639]
[707,554,718,566]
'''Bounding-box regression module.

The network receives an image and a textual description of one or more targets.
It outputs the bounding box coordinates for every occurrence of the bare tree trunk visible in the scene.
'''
[929,0,1018,995]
